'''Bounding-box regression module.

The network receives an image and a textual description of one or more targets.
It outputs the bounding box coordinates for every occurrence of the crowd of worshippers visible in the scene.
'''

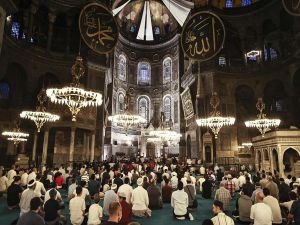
[1,162,300,225]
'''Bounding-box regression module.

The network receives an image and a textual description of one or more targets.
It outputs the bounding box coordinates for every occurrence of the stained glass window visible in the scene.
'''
[138,96,150,122]
[163,58,172,82]
[118,55,126,81]
[163,95,172,121]
[225,0,233,8]
[242,0,252,7]
[138,62,151,85]
[0,82,10,99]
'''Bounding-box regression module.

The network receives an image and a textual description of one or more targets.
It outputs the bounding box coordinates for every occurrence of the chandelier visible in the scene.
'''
[245,98,280,137]
[20,89,60,132]
[2,121,29,145]
[46,56,102,121]
[109,93,147,134]
[196,92,235,138]
[149,112,182,143]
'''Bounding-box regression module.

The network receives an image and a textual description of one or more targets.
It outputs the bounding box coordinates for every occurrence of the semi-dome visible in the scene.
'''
[112,0,193,44]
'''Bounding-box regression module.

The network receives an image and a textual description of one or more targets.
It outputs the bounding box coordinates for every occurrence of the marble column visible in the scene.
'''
[83,132,87,160]
[32,132,38,161]
[277,144,284,177]
[47,11,57,52]
[86,133,90,160]
[90,132,95,162]
[69,128,75,162]
[42,129,49,165]
[0,7,6,55]
[269,148,274,174]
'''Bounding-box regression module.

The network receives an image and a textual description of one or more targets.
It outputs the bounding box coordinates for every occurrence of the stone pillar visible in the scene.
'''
[277,144,284,177]
[83,132,87,160]
[32,132,38,161]
[90,132,95,162]
[86,133,90,160]
[0,7,6,55]
[42,129,49,165]
[47,11,57,52]
[269,148,274,174]
[69,128,76,163]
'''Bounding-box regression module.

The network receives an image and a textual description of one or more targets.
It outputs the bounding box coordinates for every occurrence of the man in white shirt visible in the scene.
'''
[200,165,205,175]
[118,177,133,203]
[211,200,234,225]
[263,188,282,224]
[171,172,178,190]
[238,172,246,189]
[88,193,103,225]
[250,192,273,225]
[27,168,37,184]
[131,178,151,217]
[7,165,16,186]
[68,178,77,199]
[70,186,86,225]
[34,174,46,197]
[103,184,118,216]
[171,181,193,220]
[19,179,39,216]
[72,181,92,205]
[20,169,28,188]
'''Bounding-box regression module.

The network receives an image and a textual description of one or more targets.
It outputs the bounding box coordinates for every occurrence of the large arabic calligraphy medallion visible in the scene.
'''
[181,11,225,61]
[79,3,119,54]
[282,0,300,16]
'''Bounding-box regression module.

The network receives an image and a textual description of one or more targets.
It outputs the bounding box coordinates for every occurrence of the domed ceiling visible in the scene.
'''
[112,0,194,43]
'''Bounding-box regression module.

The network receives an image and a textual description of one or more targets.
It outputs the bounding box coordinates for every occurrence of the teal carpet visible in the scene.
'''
[0,190,241,225]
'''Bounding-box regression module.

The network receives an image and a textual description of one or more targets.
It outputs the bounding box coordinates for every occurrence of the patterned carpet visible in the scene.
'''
[0,189,242,225]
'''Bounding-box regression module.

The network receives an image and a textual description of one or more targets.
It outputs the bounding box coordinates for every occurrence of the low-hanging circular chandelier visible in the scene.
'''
[245,98,280,137]
[2,121,29,145]
[46,56,103,121]
[20,89,60,132]
[108,93,147,134]
[149,113,182,143]
[196,92,235,139]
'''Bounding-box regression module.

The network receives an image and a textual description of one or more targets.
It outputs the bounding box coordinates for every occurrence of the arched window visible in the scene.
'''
[117,92,125,113]
[163,95,172,121]
[118,55,126,81]
[264,46,278,61]
[0,81,10,99]
[138,96,150,122]
[242,0,252,7]
[225,0,233,8]
[163,57,172,82]
[218,56,226,66]
[137,62,151,86]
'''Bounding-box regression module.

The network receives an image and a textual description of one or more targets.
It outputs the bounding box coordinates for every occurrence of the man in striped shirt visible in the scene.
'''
[211,200,235,225]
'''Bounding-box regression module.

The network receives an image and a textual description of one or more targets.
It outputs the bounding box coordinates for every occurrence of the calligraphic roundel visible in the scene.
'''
[79,3,119,54]
[181,11,225,61]
[282,0,300,16]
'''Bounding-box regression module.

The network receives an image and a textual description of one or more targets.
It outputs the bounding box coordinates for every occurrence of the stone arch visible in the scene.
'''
[283,147,300,176]
[186,135,191,159]
[4,62,28,107]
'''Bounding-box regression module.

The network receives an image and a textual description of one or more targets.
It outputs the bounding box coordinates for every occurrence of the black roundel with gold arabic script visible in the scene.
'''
[181,11,225,61]
[79,3,118,54]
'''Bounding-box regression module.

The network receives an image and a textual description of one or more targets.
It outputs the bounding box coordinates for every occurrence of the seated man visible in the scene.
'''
[119,192,132,225]
[171,181,193,221]
[147,179,162,209]
[17,197,44,225]
[88,193,103,225]
[211,200,234,225]
[44,189,66,225]
[131,178,151,217]
[162,178,172,203]
[7,176,23,210]
[70,186,86,225]
[237,191,253,223]
[101,202,122,225]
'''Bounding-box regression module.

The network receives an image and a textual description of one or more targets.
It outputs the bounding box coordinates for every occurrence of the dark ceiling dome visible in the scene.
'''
[44,0,86,12]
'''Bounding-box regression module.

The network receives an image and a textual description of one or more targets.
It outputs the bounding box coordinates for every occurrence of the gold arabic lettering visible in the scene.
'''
[86,17,114,46]
[187,37,210,57]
